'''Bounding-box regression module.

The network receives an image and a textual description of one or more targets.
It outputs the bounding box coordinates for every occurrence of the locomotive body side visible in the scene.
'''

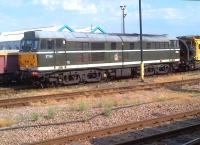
[19,31,180,85]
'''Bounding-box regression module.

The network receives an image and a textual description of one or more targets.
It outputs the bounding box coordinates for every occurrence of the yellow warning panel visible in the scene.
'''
[194,38,200,61]
[19,52,38,69]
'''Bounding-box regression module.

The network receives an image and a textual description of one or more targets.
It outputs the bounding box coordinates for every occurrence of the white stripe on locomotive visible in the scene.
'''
[20,59,180,71]
[36,49,180,54]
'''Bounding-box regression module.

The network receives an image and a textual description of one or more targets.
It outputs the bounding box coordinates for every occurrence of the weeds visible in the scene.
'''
[30,112,40,121]
[15,114,25,122]
[122,97,131,106]
[130,99,141,106]
[71,100,90,112]
[96,101,104,108]
[103,106,113,117]
[46,108,56,119]
[153,96,165,102]
[192,92,200,98]
[100,98,118,108]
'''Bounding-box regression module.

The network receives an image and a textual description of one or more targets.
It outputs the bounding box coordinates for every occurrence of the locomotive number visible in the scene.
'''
[45,55,53,59]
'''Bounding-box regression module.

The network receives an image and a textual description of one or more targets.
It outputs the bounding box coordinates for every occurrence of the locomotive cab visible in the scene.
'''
[19,39,38,70]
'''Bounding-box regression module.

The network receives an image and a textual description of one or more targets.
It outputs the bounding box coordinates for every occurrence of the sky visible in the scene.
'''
[0,0,200,36]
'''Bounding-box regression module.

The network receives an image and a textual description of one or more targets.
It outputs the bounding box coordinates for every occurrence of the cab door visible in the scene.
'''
[44,39,55,70]
[54,39,67,70]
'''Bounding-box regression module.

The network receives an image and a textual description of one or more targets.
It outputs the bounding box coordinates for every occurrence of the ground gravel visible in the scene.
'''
[0,86,200,145]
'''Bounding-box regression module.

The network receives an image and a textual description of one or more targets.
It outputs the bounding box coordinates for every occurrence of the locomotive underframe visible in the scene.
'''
[21,62,179,86]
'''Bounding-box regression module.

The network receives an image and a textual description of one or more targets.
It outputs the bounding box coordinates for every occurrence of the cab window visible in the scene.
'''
[92,43,105,50]
[170,40,177,48]
[156,42,160,49]
[159,42,165,49]
[130,43,135,49]
[56,39,66,49]
[47,40,54,50]
[21,40,39,52]
[40,39,47,49]
[146,42,151,49]
[164,42,169,49]
[111,43,116,50]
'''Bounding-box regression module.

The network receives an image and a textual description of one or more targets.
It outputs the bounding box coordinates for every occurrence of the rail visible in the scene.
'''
[28,109,200,145]
[0,77,200,108]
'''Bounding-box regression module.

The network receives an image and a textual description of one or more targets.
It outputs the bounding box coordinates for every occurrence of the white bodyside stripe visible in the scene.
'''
[36,49,180,54]
[21,59,180,71]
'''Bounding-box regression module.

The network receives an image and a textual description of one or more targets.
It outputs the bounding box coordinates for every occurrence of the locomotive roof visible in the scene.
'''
[25,31,170,42]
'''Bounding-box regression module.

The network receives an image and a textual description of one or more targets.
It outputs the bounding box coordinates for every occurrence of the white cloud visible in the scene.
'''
[34,0,97,14]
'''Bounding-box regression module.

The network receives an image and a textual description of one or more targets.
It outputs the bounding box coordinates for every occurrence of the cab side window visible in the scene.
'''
[156,42,160,49]
[83,42,89,50]
[146,42,151,49]
[56,39,66,49]
[170,40,175,48]
[176,41,179,48]
[130,43,135,50]
[111,42,116,50]
[47,40,54,50]
[164,42,169,49]
[41,39,47,49]
[159,42,165,49]
[151,42,156,49]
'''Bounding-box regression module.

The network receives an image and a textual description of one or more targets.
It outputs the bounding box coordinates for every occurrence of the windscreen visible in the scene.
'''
[20,40,39,52]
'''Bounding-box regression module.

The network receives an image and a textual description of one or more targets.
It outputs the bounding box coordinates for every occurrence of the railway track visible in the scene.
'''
[0,70,199,95]
[1,77,200,108]
[94,114,200,145]
[28,109,200,145]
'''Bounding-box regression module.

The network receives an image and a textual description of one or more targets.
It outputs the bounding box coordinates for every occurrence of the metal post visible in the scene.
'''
[120,5,127,34]
[123,9,125,33]
[139,0,144,82]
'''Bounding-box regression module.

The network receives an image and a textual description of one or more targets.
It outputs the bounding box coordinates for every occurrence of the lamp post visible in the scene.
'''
[120,5,127,34]
[139,0,144,82]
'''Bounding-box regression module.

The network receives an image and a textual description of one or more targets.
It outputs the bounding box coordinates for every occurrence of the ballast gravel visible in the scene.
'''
[0,87,200,145]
